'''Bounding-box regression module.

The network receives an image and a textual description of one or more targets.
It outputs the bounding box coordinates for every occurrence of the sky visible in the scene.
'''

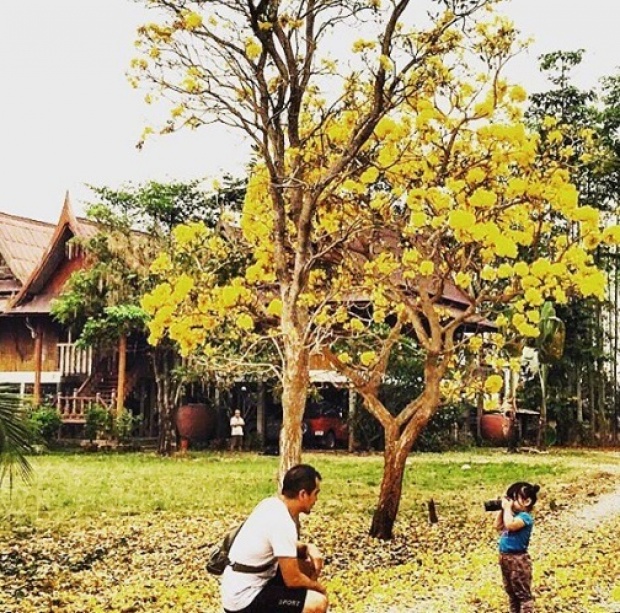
[0,0,618,223]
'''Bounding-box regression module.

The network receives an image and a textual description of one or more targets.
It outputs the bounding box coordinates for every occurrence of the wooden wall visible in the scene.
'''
[0,317,61,372]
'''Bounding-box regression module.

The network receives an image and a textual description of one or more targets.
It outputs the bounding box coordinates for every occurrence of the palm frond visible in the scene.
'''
[0,387,33,486]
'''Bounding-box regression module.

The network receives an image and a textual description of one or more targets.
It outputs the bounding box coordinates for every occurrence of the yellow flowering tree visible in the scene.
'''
[135,2,620,537]
[134,0,503,477]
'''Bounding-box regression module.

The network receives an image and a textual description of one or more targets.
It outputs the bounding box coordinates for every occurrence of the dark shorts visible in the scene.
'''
[225,570,307,613]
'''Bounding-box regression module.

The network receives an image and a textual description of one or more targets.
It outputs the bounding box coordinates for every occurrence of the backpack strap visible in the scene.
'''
[230,559,275,573]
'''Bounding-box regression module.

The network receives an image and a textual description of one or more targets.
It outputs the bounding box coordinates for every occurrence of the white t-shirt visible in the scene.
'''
[230,415,245,437]
[221,497,298,611]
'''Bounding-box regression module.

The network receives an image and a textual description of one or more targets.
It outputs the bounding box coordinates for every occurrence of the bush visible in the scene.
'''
[114,409,140,442]
[413,403,469,452]
[27,405,62,445]
[85,404,114,441]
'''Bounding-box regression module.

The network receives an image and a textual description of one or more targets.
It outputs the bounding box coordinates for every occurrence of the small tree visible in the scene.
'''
[52,180,240,454]
[526,52,620,443]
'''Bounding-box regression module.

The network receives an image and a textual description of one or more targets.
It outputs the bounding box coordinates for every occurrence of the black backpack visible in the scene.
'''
[206,522,275,576]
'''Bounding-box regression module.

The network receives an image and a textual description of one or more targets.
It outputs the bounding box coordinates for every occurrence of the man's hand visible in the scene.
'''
[306,543,324,576]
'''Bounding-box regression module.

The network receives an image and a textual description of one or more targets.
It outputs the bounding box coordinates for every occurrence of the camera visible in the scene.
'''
[484,499,502,512]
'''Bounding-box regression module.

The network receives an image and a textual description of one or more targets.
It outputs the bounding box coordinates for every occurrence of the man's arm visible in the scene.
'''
[278,557,326,594]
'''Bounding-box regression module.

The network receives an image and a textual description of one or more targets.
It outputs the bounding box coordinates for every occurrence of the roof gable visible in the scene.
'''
[6,193,97,313]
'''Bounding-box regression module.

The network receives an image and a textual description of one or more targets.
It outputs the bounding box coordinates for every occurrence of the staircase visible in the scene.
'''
[57,363,143,423]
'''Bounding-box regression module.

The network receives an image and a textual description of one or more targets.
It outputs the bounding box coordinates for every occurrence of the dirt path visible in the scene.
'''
[561,486,620,530]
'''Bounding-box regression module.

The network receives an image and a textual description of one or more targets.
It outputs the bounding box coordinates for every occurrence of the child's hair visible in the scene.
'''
[506,482,540,509]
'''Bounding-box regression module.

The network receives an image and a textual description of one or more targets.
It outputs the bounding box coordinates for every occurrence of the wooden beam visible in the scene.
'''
[116,334,127,415]
[33,322,43,406]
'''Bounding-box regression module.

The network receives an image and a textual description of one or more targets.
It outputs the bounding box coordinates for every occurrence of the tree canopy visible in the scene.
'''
[133,0,620,537]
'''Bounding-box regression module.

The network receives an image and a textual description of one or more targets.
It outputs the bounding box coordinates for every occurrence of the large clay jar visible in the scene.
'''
[480,411,515,445]
[176,403,216,443]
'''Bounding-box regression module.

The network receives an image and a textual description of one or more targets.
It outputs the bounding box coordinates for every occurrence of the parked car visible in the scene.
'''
[302,402,348,449]
[263,402,348,449]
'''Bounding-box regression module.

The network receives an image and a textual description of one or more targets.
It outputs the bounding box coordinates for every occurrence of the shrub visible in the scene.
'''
[85,404,113,441]
[114,409,140,442]
[413,403,470,452]
[27,405,62,445]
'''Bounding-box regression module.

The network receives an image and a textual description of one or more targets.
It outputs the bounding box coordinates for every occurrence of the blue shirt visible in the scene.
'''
[499,511,534,553]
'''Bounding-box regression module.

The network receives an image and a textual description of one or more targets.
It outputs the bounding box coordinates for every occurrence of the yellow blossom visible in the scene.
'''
[360,167,379,184]
[183,11,203,30]
[480,266,497,281]
[419,261,435,276]
[449,210,476,230]
[245,38,262,60]
[236,313,254,331]
[350,318,365,333]
[496,314,509,327]
[150,253,172,274]
[469,188,497,208]
[338,352,352,364]
[267,299,282,317]
[360,351,376,367]
[455,271,471,289]
[484,374,503,394]
[509,85,527,102]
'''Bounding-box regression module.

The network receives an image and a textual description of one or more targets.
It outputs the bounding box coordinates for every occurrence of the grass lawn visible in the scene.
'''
[1,448,619,611]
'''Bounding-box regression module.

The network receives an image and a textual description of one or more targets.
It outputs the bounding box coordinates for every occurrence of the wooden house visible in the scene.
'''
[0,196,156,437]
[0,210,56,391]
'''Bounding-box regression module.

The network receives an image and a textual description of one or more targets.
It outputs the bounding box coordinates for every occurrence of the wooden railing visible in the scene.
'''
[56,392,114,423]
[57,343,93,376]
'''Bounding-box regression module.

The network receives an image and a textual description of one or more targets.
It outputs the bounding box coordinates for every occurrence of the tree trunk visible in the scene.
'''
[152,347,181,456]
[279,341,309,480]
[576,373,583,423]
[370,427,409,540]
[614,253,619,443]
[537,364,548,449]
[364,351,444,540]
[257,381,266,443]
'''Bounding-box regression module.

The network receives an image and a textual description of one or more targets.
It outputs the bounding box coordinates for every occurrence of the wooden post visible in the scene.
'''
[33,322,43,406]
[116,334,127,416]
[257,381,266,442]
[139,381,146,437]
[428,499,439,524]
[348,388,357,453]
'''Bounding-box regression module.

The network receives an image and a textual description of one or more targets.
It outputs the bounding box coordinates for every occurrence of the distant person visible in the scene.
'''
[221,464,328,613]
[229,409,245,451]
[495,481,540,613]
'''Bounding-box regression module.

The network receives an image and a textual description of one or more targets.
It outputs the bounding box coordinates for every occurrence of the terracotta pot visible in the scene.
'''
[480,411,515,445]
[175,403,216,442]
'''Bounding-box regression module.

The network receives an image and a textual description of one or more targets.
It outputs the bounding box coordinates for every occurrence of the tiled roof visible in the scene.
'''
[0,212,55,283]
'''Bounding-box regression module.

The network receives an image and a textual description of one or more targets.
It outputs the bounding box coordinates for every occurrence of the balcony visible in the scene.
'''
[57,342,92,377]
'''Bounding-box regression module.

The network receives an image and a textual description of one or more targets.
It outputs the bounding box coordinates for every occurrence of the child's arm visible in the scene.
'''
[495,510,504,531]
[501,497,526,532]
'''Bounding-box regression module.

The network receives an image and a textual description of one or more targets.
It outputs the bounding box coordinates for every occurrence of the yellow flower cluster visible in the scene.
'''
[134,4,620,384]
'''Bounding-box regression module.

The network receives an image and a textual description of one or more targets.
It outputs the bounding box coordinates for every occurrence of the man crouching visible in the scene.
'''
[222,464,328,613]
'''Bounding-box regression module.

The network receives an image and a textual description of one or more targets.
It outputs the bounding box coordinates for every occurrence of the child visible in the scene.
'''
[495,481,540,613]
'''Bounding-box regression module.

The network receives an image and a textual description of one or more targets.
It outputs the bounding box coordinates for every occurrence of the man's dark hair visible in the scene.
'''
[281,464,321,498]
